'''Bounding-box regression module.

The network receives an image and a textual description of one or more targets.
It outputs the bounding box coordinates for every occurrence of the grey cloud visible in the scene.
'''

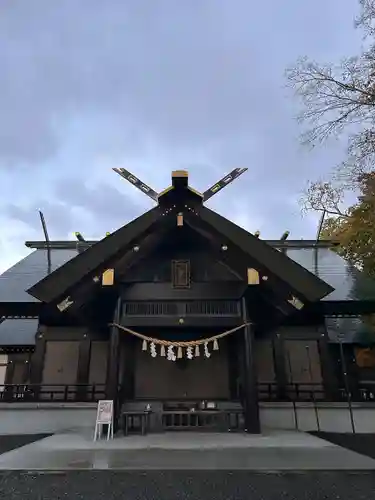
[2,177,146,240]
[3,201,74,236]
[54,177,146,226]
[0,0,361,249]
[0,0,359,170]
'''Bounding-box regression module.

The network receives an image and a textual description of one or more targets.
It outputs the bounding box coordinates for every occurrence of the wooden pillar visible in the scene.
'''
[3,355,15,401]
[4,356,15,385]
[273,333,288,400]
[105,297,122,419]
[227,336,238,400]
[29,330,46,399]
[120,335,136,403]
[76,334,91,401]
[341,344,360,400]
[318,330,339,400]
[241,297,261,433]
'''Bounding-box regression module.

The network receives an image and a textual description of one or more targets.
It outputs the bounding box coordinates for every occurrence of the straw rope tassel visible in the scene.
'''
[160,345,166,356]
[195,345,200,357]
[110,322,250,350]
[213,339,219,350]
[177,346,183,358]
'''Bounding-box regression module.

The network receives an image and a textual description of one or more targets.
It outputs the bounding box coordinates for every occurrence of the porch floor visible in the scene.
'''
[1,429,375,470]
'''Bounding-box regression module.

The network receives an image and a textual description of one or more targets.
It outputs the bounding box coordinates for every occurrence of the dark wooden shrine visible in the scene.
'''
[1,167,375,434]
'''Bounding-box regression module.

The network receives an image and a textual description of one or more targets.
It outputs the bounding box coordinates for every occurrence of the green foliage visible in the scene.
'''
[321,173,375,276]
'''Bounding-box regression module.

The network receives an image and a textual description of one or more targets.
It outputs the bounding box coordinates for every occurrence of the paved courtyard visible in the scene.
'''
[0,429,375,470]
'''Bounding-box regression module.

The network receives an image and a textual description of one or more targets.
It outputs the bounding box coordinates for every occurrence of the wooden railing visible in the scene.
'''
[161,409,243,431]
[122,300,241,317]
[0,384,106,402]
[258,382,375,403]
[0,382,374,404]
[258,383,327,401]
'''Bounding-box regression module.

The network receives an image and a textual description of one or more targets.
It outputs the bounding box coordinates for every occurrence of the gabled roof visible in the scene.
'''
[0,249,77,303]
[2,240,371,305]
[2,165,337,306]
[10,168,375,307]
[24,209,332,305]
[27,206,161,303]
[198,207,333,302]
[3,236,375,308]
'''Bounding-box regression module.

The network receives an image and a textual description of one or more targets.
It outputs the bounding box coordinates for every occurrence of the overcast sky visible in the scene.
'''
[0,0,361,272]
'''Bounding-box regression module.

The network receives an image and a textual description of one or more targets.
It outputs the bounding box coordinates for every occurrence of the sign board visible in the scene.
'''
[94,400,114,441]
[97,400,113,424]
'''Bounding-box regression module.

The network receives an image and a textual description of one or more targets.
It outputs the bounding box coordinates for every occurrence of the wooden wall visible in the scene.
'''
[134,345,230,399]
[22,322,336,401]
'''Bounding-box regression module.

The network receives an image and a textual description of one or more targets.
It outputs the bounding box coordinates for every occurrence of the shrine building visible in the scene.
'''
[1,168,375,434]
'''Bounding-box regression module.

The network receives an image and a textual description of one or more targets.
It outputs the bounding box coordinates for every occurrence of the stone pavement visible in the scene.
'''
[2,470,375,500]
[0,429,375,470]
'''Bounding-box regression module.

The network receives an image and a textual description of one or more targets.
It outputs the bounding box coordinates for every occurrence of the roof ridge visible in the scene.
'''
[25,239,338,249]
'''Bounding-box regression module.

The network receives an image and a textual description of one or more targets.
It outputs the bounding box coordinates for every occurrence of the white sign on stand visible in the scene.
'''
[94,400,114,441]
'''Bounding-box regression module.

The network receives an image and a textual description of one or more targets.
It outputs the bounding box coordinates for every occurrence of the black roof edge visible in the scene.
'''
[24,239,339,250]
[26,206,162,303]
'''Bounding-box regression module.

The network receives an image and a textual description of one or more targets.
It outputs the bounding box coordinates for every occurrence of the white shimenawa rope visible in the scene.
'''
[109,322,250,361]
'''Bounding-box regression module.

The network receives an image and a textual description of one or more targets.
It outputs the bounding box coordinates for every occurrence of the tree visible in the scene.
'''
[320,173,375,275]
[287,0,375,275]
[286,0,375,185]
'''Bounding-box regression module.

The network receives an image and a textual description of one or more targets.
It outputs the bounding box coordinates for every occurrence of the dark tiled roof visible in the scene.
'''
[199,208,334,302]
[325,316,375,344]
[0,249,77,303]
[1,240,375,305]
[286,248,375,302]
[0,318,38,345]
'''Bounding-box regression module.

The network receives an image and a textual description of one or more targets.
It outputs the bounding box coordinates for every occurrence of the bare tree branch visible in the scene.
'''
[286,54,375,147]
[300,180,349,217]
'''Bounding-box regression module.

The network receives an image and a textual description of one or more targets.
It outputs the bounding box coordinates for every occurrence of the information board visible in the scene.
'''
[94,399,114,441]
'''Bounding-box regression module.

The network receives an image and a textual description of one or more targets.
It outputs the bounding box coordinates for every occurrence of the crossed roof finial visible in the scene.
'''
[112,167,248,204]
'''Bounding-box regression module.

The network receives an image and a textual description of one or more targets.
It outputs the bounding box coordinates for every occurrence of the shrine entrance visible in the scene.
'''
[134,343,230,400]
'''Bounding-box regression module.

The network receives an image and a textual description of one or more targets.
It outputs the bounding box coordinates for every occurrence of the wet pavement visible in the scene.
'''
[1,470,375,499]
[0,430,374,470]
[1,446,374,470]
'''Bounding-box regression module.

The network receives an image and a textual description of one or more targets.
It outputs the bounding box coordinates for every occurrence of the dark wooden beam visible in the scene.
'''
[75,232,85,242]
[38,325,107,341]
[24,239,339,250]
[318,327,340,400]
[241,297,260,433]
[120,316,241,328]
[320,300,375,316]
[76,337,91,400]
[4,359,15,385]
[227,336,239,399]
[185,217,302,319]
[121,282,246,300]
[198,207,334,302]
[38,211,51,274]
[52,218,176,316]
[203,167,248,202]
[272,334,288,399]
[0,302,41,318]
[105,297,122,429]
[119,334,136,403]
[27,207,163,303]
[29,330,46,398]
